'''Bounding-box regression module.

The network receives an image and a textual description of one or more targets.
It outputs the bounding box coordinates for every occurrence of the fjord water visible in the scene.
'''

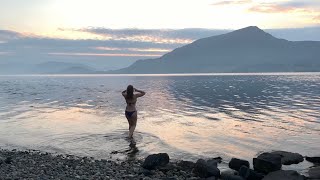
[0,74,319,165]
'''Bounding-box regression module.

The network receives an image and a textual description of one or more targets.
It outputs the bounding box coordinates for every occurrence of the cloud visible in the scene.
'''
[0,51,11,55]
[66,28,228,44]
[94,47,171,53]
[0,30,23,41]
[247,1,320,14]
[314,15,320,21]
[211,0,251,6]
[248,4,297,13]
[280,1,320,9]
[47,52,161,57]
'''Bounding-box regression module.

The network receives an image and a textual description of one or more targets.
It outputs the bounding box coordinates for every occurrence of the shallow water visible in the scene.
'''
[0,73,319,171]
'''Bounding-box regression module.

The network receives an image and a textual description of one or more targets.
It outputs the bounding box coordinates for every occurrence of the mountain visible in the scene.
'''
[0,61,96,74]
[32,62,96,74]
[111,26,320,73]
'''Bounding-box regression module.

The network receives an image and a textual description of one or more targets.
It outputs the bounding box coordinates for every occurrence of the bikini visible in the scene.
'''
[125,110,136,117]
[125,101,136,117]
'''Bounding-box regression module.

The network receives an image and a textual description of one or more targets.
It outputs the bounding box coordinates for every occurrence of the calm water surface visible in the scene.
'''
[0,73,319,171]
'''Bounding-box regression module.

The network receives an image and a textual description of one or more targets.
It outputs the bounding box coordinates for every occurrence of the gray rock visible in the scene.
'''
[211,157,223,163]
[306,156,320,164]
[193,159,220,178]
[221,170,243,180]
[207,159,218,167]
[253,153,282,174]
[308,166,320,179]
[205,177,216,180]
[160,178,177,180]
[0,155,5,164]
[229,158,250,171]
[142,153,170,170]
[262,170,304,180]
[5,156,12,164]
[177,160,195,171]
[141,168,154,176]
[157,162,176,172]
[270,151,304,165]
[239,165,264,180]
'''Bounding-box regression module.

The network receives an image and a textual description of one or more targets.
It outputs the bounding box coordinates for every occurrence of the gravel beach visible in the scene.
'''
[0,149,196,180]
[1,148,318,180]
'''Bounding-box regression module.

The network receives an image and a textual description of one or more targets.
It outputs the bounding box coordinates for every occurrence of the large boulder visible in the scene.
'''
[262,170,305,180]
[142,153,170,170]
[253,153,282,174]
[239,165,264,180]
[193,159,220,178]
[229,158,250,171]
[308,166,320,179]
[306,156,320,164]
[270,151,304,165]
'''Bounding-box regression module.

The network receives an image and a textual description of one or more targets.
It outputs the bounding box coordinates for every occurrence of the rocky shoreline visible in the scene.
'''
[0,149,319,179]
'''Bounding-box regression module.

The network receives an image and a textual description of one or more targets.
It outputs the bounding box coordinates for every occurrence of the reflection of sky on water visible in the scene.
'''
[0,74,319,172]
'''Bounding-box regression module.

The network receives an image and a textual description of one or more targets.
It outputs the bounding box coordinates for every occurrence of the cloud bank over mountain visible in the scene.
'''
[1,26,320,72]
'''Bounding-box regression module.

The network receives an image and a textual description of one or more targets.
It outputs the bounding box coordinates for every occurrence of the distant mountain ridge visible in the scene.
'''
[110,26,320,73]
[0,61,96,74]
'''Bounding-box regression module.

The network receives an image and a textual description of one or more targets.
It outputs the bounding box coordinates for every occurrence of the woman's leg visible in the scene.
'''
[128,112,137,138]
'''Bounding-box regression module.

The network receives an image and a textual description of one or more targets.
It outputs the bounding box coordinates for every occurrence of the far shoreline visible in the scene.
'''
[1,72,320,77]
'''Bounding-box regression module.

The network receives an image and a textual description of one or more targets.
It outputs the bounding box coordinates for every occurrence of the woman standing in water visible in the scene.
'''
[122,85,146,138]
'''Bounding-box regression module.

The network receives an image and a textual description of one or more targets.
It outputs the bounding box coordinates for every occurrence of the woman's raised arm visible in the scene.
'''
[134,88,146,97]
[122,90,127,97]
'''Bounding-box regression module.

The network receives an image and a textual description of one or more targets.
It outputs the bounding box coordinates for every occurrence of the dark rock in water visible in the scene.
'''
[306,156,320,164]
[207,159,218,167]
[211,157,223,163]
[239,165,264,180]
[270,151,304,165]
[177,160,195,171]
[142,153,169,170]
[193,159,220,178]
[262,170,305,180]
[221,170,244,180]
[253,153,281,174]
[205,177,216,180]
[229,158,250,171]
[4,156,12,164]
[308,166,320,179]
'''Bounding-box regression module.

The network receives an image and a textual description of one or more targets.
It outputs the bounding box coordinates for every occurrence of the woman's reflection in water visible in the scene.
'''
[110,138,139,161]
[127,138,139,161]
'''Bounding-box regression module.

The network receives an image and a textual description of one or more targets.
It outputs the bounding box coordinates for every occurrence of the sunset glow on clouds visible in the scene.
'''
[0,0,320,69]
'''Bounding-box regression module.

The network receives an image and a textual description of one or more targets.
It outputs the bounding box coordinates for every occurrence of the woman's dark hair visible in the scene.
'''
[126,85,134,99]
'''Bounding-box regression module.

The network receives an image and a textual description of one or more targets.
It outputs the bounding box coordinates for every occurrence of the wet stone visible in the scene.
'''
[308,166,320,179]
[262,170,305,180]
[142,153,170,170]
[229,158,250,171]
[193,159,220,178]
[239,165,264,180]
[270,151,304,165]
[253,153,282,174]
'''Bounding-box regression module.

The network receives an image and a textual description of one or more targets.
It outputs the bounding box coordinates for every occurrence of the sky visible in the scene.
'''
[1,0,320,70]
